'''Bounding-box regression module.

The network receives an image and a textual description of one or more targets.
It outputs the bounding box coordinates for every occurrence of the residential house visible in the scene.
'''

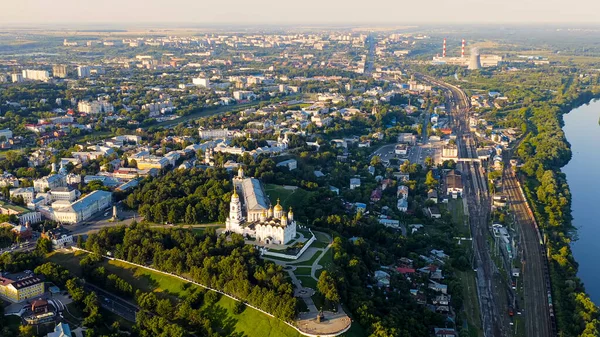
[445,170,463,198]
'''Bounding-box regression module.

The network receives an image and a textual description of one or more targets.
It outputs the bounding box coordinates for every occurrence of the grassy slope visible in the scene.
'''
[47,251,301,337]
[263,184,315,211]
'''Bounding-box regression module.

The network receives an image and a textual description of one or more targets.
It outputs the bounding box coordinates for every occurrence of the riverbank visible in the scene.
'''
[515,92,600,337]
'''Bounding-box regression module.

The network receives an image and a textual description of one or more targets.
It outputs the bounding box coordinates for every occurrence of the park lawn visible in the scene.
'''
[315,248,334,279]
[293,266,312,276]
[263,184,315,211]
[210,295,301,337]
[48,251,301,337]
[296,276,317,289]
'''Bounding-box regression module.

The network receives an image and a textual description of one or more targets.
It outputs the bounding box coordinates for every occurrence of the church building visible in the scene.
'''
[225,168,296,244]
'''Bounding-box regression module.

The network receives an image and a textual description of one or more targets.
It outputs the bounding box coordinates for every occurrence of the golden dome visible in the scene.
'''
[281,214,287,220]
[288,207,293,215]
[232,189,239,199]
[274,199,283,211]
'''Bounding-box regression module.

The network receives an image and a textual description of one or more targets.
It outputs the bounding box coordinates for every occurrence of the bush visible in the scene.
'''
[233,301,246,315]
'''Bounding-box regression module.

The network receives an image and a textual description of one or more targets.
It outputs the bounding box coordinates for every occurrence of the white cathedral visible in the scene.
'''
[225,168,297,245]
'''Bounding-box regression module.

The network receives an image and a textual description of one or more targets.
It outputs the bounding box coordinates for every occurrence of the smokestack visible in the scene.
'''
[461,39,465,58]
[443,38,447,58]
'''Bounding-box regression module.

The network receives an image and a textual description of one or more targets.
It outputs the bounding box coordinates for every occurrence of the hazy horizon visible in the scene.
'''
[2,0,600,26]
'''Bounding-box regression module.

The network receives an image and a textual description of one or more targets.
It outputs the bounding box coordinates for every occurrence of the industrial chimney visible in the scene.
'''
[468,47,481,70]
[443,38,446,58]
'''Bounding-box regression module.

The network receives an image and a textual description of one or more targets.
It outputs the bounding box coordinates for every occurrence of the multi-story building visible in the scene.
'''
[0,201,42,224]
[0,273,45,303]
[52,65,68,78]
[49,187,79,202]
[22,69,50,81]
[51,190,112,224]
[34,174,67,192]
[135,156,170,170]
[192,77,210,87]
[77,66,91,78]
[198,128,229,139]
[9,187,35,203]
[11,73,23,83]
[0,172,19,188]
[77,100,114,114]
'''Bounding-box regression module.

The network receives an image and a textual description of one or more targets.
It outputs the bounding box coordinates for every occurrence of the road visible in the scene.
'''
[85,283,138,322]
[502,169,554,337]
[364,34,376,75]
[422,74,509,337]
[67,204,141,236]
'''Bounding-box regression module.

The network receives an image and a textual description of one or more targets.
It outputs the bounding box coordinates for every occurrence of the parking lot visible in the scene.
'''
[371,140,444,168]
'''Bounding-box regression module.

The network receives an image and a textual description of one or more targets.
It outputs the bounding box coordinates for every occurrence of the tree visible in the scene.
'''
[184,204,196,224]
[425,171,438,189]
[370,155,382,167]
[424,156,434,168]
[156,298,174,317]
[35,237,52,255]
[18,325,34,337]
[317,271,340,304]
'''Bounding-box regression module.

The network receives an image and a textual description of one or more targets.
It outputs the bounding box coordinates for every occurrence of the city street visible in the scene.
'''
[67,204,141,236]
[85,283,138,322]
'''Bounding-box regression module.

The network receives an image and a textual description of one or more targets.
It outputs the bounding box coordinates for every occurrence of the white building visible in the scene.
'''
[276,159,297,171]
[225,168,296,244]
[22,70,50,81]
[77,66,91,78]
[78,100,114,114]
[350,178,361,190]
[0,172,19,188]
[192,77,210,87]
[198,128,229,139]
[52,190,112,224]
[10,187,36,204]
[49,187,79,202]
[0,129,13,140]
[11,73,23,83]
[34,174,67,192]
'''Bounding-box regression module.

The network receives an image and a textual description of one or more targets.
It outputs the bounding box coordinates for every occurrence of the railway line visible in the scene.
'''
[421,73,507,337]
[420,72,555,337]
[502,168,555,337]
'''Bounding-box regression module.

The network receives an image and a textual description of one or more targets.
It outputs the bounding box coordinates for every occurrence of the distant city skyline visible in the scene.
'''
[2,0,600,26]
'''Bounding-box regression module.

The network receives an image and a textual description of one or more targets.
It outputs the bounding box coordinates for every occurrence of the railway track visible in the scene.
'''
[503,169,555,337]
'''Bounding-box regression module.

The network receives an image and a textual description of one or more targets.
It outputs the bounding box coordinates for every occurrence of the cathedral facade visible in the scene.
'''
[225,168,296,245]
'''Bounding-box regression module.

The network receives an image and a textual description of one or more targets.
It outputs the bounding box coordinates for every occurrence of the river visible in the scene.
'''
[563,99,600,304]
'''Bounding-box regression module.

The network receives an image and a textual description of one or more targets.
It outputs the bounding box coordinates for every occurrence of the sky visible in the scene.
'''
[2,0,600,26]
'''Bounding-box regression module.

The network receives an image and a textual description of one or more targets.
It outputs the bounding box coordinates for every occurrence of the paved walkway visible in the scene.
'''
[277,231,351,335]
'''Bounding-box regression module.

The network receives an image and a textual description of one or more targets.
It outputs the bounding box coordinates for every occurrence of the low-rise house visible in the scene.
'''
[428,189,438,203]
[434,328,457,337]
[47,322,72,337]
[276,159,297,171]
[428,206,442,219]
[397,185,409,199]
[428,280,448,294]
[370,188,382,202]
[397,198,408,212]
[350,178,361,190]
[445,170,463,198]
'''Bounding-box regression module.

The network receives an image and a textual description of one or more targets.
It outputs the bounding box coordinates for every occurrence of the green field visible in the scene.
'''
[293,266,312,276]
[296,276,317,289]
[457,270,483,337]
[47,251,302,337]
[264,184,315,212]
